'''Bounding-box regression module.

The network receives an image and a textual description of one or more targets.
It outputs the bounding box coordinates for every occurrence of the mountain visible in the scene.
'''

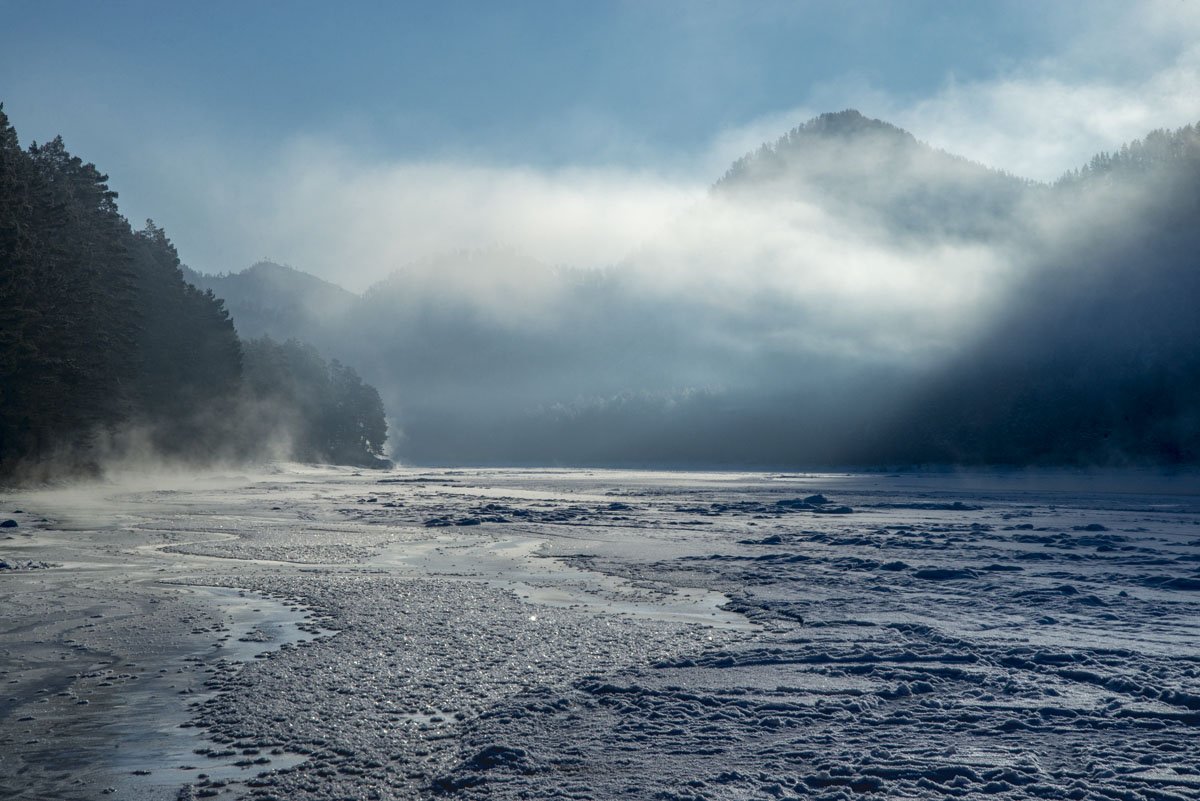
[714,110,1034,241]
[182,261,357,341]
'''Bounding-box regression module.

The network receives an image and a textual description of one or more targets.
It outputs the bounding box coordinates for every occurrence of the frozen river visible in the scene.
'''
[2,465,1199,800]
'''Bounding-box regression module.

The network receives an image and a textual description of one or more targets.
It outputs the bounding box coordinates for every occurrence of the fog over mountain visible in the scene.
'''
[180,261,356,342]
[184,111,1200,468]
[884,128,1200,465]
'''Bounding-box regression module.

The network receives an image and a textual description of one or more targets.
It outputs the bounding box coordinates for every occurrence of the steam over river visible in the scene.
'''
[2,466,1199,800]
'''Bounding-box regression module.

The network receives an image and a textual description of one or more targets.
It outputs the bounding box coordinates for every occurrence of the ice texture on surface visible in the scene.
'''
[2,467,1198,800]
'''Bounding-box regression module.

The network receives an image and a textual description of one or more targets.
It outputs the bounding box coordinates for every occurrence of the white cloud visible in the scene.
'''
[174,139,704,291]
[889,46,1200,181]
[625,190,1015,362]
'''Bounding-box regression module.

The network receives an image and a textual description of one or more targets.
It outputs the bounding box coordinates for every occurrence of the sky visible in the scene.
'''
[3,0,1199,288]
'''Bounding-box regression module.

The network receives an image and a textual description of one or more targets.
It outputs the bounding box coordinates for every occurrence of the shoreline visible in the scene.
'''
[0,481,333,800]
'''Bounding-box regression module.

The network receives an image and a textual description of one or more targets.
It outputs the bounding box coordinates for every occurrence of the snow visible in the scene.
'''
[1,466,1198,799]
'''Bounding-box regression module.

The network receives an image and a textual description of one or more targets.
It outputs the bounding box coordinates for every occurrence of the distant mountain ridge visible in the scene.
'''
[182,261,357,340]
[719,110,1020,185]
[714,109,1033,241]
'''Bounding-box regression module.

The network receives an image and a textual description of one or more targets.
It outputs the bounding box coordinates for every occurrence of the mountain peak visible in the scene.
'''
[711,110,1029,241]
[716,110,925,191]
[798,109,908,139]
[244,259,295,276]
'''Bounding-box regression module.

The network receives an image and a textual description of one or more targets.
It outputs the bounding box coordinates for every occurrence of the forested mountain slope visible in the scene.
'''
[715,109,1034,241]
[877,123,1200,465]
[182,260,355,341]
[0,105,388,479]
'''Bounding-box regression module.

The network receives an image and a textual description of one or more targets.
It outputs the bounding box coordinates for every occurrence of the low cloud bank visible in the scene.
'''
[188,112,1200,466]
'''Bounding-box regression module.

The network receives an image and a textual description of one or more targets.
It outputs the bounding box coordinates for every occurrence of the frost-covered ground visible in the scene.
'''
[2,466,1199,800]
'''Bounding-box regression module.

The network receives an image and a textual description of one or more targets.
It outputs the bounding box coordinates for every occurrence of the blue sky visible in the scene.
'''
[2,1,1199,285]
[3,2,1055,161]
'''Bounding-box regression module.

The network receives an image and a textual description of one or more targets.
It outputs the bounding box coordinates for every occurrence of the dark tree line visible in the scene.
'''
[241,338,389,467]
[0,105,387,478]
